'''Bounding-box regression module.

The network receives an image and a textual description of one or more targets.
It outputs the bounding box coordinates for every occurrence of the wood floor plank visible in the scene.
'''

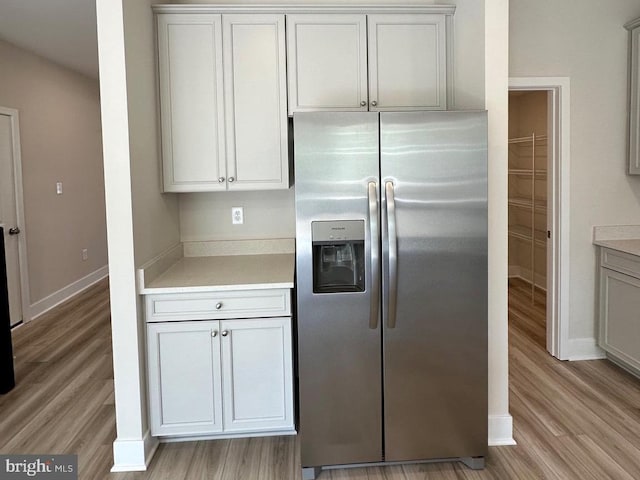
[3,277,640,479]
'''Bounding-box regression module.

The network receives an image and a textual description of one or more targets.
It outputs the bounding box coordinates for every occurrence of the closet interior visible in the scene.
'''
[508,91,549,304]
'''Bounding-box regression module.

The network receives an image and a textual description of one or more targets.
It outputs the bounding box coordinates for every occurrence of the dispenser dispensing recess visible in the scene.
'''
[311,220,365,294]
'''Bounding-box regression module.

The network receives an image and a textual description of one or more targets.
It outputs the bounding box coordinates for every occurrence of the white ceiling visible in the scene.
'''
[0,0,99,78]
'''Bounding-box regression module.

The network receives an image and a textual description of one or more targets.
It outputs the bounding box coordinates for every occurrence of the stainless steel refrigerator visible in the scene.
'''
[294,111,488,479]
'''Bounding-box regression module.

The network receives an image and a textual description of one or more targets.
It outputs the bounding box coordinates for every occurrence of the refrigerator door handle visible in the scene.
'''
[385,181,398,329]
[368,182,380,329]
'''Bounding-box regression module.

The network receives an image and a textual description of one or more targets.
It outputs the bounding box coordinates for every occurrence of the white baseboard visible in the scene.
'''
[29,265,109,320]
[568,337,606,361]
[488,414,516,446]
[111,430,159,472]
[508,267,546,291]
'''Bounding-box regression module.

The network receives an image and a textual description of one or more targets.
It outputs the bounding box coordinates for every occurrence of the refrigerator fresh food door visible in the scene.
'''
[294,112,382,467]
[380,111,488,461]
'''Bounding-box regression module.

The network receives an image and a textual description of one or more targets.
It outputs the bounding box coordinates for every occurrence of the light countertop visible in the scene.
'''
[140,253,295,294]
[593,225,640,257]
[593,239,640,257]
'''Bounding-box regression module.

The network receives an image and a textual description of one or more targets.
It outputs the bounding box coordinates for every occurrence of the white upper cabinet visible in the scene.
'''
[627,18,640,174]
[157,14,226,192]
[286,14,368,113]
[368,14,447,111]
[286,12,452,114]
[223,15,289,190]
[157,13,289,192]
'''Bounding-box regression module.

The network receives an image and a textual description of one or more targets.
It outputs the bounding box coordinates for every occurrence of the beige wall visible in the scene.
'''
[123,0,179,267]
[510,0,640,343]
[0,39,107,306]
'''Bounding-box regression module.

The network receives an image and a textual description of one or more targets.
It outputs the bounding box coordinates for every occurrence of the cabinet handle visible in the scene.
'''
[371,100,377,107]
[218,177,225,183]
[215,302,222,310]
[221,330,229,337]
[212,330,218,338]
[228,177,235,183]
[360,100,367,107]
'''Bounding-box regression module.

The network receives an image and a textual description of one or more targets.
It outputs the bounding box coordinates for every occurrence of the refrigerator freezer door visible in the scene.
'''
[380,111,488,461]
[294,112,382,467]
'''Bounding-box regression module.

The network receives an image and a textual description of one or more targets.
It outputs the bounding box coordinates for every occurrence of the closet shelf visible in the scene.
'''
[509,225,547,247]
[508,196,547,212]
[508,169,547,177]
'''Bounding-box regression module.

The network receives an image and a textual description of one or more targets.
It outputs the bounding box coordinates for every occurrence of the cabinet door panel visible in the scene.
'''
[223,15,288,190]
[147,321,223,436]
[221,317,294,432]
[600,268,640,371]
[157,14,226,191]
[629,24,640,174]
[287,14,368,113]
[368,14,447,110]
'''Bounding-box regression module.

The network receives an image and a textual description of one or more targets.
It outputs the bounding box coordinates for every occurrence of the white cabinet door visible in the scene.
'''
[220,317,294,433]
[223,15,289,190]
[157,14,226,192]
[147,321,223,436]
[599,268,640,371]
[368,14,447,110]
[628,21,640,174]
[286,14,368,114]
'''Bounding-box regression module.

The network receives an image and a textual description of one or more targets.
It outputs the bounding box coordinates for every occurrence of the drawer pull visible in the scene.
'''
[211,330,218,338]
[221,330,229,337]
[215,302,223,310]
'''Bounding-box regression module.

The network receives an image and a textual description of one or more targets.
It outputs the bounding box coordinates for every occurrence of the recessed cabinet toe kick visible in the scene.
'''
[145,289,295,440]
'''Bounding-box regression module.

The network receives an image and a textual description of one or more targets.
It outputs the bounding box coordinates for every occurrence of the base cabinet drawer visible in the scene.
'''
[145,289,291,322]
[147,317,294,437]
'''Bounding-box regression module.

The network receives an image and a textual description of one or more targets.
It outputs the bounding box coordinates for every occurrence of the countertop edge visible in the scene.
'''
[139,281,294,295]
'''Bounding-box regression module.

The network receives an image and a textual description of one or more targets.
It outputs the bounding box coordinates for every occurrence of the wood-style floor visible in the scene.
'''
[2,277,640,479]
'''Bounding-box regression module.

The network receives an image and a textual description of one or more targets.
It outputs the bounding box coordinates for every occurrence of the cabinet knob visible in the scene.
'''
[360,101,367,107]
[221,330,229,337]
[215,302,223,310]
[218,177,225,183]
[8,227,20,235]
[212,330,218,338]
[228,177,235,183]
[371,100,377,107]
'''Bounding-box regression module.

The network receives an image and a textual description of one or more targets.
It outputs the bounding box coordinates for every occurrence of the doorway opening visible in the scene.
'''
[508,78,571,360]
[508,91,548,349]
[0,107,30,327]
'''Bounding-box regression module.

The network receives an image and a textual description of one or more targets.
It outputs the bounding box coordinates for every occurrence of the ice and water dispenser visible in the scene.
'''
[312,220,365,293]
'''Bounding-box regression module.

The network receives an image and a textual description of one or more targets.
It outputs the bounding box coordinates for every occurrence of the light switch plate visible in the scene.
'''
[56,182,63,195]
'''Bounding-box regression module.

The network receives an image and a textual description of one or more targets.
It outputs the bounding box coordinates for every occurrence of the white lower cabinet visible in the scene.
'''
[147,316,294,438]
[599,248,640,374]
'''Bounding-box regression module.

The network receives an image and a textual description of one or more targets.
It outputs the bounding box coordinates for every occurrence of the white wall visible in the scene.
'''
[0,39,107,310]
[510,0,640,349]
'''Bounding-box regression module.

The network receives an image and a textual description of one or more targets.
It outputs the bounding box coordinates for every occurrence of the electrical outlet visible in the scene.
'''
[82,248,88,261]
[232,207,244,225]
[56,182,63,195]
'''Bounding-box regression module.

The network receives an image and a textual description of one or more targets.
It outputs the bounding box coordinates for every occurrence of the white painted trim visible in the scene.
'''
[509,77,571,361]
[488,414,516,446]
[568,337,606,361]
[508,267,547,291]
[0,106,31,324]
[29,265,109,320]
[110,430,159,472]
